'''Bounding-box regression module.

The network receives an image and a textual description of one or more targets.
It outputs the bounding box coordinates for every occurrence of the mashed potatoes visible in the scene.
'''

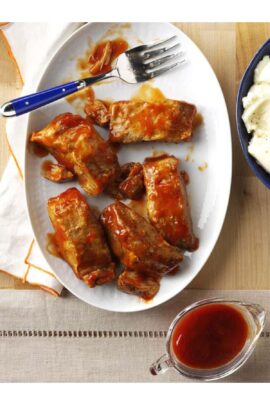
[242,55,270,173]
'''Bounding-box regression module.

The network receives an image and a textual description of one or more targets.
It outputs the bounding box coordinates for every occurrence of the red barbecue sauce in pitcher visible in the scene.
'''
[171,303,249,369]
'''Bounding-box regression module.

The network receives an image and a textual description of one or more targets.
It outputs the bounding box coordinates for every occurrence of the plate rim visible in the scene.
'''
[24,22,232,312]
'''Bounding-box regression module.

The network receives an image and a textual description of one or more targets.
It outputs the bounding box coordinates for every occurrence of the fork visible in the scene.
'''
[0,36,184,117]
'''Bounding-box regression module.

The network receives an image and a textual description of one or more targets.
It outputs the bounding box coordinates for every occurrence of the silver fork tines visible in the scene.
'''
[143,43,181,60]
[144,51,184,69]
[146,60,186,80]
[126,35,178,55]
[117,35,185,83]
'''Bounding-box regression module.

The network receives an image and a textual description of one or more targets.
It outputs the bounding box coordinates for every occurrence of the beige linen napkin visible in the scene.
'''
[0,23,83,295]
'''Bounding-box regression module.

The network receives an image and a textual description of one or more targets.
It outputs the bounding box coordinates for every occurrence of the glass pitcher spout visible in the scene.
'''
[242,302,266,335]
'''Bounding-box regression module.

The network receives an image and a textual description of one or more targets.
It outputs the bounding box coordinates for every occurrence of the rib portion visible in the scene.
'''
[101,201,183,299]
[117,269,160,301]
[106,162,145,200]
[31,113,119,196]
[41,160,75,183]
[143,154,199,251]
[101,201,183,276]
[85,99,111,127]
[47,188,115,287]
[109,100,197,143]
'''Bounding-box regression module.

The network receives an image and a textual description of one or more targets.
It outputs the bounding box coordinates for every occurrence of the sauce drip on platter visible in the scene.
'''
[88,38,129,75]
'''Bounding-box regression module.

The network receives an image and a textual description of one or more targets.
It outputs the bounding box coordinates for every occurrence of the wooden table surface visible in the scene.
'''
[0,23,270,291]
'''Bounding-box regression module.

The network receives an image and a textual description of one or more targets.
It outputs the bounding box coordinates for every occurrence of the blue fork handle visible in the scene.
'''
[0,71,114,117]
[1,80,85,117]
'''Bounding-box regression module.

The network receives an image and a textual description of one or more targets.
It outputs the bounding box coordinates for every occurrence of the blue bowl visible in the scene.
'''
[236,38,270,189]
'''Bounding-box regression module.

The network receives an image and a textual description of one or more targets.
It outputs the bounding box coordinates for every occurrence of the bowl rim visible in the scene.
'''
[236,37,270,189]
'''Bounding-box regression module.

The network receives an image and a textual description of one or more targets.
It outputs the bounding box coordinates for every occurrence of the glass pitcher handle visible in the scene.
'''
[150,354,173,375]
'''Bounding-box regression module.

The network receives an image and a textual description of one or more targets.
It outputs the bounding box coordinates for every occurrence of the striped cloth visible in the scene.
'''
[0,23,83,295]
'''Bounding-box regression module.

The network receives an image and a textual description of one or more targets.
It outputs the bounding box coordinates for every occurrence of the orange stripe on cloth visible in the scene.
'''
[0,268,60,297]
[23,239,34,267]
[26,263,57,280]
[24,239,57,280]
[31,282,60,297]
[0,30,24,178]
[0,29,24,85]
[23,263,31,283]
[0,268,32,286]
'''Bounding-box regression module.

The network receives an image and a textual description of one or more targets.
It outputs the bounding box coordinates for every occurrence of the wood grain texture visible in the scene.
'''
[0,23,270,291]
[189,23,270,289]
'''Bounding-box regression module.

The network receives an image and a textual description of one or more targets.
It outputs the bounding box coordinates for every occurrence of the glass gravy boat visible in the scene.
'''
[150,298,266,381]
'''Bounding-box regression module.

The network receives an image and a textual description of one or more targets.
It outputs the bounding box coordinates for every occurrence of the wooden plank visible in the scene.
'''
[177,23,270,289]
